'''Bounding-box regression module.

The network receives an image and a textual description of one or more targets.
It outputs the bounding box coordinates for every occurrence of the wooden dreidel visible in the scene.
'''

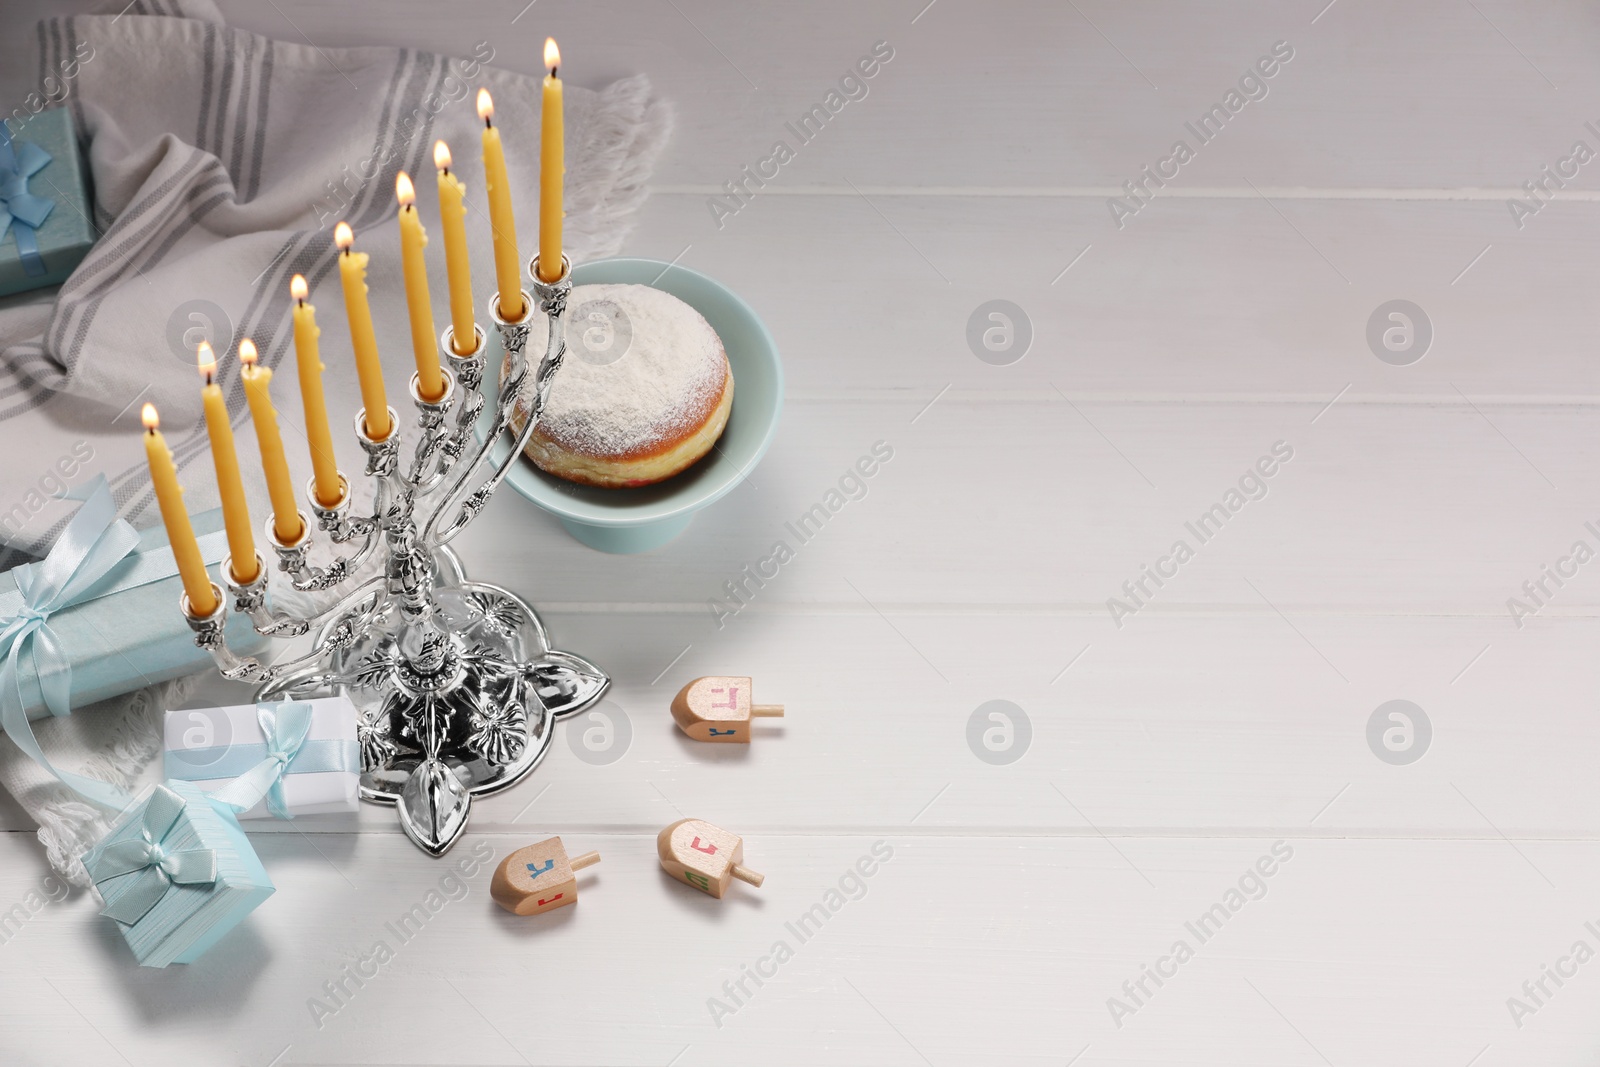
[658,818,764,898]
[671,676,784,743]
[490,837,600,916]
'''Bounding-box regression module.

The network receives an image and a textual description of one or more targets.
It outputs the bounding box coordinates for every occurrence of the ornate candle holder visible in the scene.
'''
[182,255,608,856]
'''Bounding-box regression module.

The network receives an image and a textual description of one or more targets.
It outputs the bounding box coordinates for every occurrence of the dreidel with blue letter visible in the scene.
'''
[658,818,765,898]
[490,837,600,915]
[671,676,784,743]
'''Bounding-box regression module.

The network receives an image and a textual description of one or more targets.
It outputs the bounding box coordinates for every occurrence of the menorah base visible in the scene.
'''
[258,546,609,855]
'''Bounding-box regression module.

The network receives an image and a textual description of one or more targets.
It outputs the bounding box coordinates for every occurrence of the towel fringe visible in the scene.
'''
[32,674,199,887]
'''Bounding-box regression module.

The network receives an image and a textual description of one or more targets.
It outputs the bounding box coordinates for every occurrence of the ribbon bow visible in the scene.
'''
[0,123,55,277]
[0,476,140,810]
[87,783,219,925]
[211,701,315,820]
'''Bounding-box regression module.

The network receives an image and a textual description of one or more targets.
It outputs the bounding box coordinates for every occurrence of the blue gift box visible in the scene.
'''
[1,108,95,296]
[81,780,274,967]
[0,507,267,722]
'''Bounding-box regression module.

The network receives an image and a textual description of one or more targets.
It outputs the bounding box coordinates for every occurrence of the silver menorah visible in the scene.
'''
[180,253,609,856]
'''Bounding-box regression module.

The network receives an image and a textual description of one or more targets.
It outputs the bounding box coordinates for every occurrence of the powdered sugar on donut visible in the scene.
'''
[511,283,728,458]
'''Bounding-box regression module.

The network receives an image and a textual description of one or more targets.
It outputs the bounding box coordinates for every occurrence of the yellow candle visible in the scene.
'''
[290,274,343,507]
[334,222,392,440]
[433,141,476,355]
[396,172,445,402]
[197,343,258,584]
[478,89,525,321]
[238,339,305,546]
[143,405,217,616]
[538,39,564,283]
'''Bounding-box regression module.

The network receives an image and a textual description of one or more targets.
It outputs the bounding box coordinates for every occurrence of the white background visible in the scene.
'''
[4,1,1600,1064]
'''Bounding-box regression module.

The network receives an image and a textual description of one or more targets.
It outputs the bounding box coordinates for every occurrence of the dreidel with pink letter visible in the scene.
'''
[658,818,765,898]
[671,676,784,743]
[490,837,600,915]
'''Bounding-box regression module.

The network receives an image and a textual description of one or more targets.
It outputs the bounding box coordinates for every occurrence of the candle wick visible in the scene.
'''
[551,66,558,78]
[484,116,492,129]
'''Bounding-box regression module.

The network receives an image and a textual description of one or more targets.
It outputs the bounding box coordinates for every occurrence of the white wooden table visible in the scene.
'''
[5,1,1600,1063]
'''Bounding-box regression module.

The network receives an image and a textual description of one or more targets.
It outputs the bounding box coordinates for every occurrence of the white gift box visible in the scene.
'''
[163,696,361,819]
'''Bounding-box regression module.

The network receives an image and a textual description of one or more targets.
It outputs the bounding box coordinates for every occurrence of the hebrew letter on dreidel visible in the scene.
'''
[491,837,601,915]
[670,677,784,743]
[658,818,764,899]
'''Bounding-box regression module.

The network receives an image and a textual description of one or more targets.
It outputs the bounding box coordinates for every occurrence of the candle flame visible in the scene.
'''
[196,340,216,378]
[395,171,415,207]
[334,221,353,251]
[433,140,452,171]
[239,338,258,367]
[142,403,159,432]
[290,274,308,301]
[545,37,559,73]
[476,88,494,123]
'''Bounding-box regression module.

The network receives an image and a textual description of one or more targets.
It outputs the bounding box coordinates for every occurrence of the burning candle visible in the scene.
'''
[290,274,343,507]
[143,404,217,615]
[538,38,564,283]
[239,339,304,545]
[396,171,445,401]
[478,88,525,321]
[335,222,392,440]
[198,342,258,584]
[434,140,476,354]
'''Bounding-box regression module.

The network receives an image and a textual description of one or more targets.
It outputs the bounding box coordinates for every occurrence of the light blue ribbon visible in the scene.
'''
[171,738,360,782]
[87,783,218,925]
[0,123,54,278]
[0,523,228,624]
[0,476,140,810]
[205,701,351,819]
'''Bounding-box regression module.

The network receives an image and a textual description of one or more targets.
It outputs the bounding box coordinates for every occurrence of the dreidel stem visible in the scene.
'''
[751,704,784,717]
[570,850,601,871]
[731,864,765,887]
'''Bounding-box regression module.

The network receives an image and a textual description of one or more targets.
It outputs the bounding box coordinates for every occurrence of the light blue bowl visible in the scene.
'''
[486,257,783,553]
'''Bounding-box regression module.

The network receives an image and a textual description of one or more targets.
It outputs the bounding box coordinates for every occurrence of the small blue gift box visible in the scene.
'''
[1,108,95,296]
[0,504,266,723]
[82,780,274,967]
